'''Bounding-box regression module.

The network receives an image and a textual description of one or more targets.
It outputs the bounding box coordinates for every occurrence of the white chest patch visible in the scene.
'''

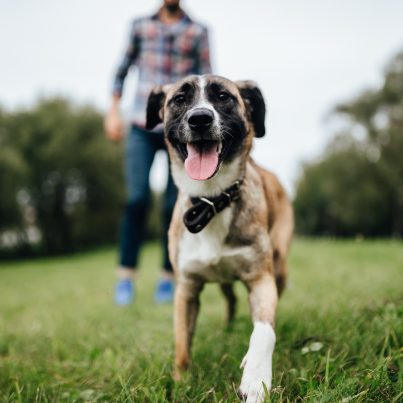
[177,207,253,282]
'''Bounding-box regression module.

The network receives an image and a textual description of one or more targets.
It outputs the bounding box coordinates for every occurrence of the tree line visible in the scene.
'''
[294,50,403,237]
[0,51,401,257]
[0,98,166,257]
[0,99,126,256]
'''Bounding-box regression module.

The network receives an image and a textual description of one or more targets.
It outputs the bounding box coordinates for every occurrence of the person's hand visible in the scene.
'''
[104,104,124,143]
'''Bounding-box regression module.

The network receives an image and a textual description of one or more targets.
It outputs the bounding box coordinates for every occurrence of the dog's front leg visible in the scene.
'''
[173,279,203,380]
[239,274,278,402]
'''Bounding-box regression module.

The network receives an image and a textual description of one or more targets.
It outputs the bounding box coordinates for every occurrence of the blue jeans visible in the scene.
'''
[119,125,177,272]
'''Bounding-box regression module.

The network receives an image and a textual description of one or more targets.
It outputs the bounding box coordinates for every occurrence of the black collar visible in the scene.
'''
[183,180,243,234]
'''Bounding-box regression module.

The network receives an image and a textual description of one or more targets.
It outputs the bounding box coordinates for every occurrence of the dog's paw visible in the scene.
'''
[240,352,248,369]
[238,356,271,402]
[238,322,275,402]
[173,362,190,382]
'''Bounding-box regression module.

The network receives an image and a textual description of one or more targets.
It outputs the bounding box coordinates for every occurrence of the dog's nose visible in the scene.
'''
[187,109,214,131]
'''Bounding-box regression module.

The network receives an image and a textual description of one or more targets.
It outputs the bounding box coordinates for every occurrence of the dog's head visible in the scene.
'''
[146,75,266,195]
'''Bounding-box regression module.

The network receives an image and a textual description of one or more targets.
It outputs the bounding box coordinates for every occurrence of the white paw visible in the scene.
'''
[239,353,271,402]
[238,322,275,403]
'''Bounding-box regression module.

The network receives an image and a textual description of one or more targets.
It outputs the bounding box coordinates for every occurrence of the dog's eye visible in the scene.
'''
[174,94,186,105]
[218,91,230,102]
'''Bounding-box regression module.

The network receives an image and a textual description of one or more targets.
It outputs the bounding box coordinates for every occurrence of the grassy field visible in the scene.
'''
[0,239,402,402]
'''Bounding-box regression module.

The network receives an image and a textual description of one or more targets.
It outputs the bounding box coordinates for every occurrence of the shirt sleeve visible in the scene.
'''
[112,20,141,97]
[195,26,212,75]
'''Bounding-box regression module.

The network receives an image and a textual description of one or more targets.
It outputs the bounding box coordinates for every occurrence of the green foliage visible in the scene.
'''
[0,118,28,230]
[0,98,125,255]
[294,51,403,237]
[0,239,402,401]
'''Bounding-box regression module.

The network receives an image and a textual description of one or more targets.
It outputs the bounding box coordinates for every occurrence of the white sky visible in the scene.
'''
[1,0,403,194]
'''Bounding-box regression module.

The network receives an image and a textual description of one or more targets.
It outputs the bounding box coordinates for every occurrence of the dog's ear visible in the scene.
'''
[145,86,166,130]
[236,81,266,138]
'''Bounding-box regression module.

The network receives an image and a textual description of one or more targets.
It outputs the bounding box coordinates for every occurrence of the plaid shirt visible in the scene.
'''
[113,12,212,127]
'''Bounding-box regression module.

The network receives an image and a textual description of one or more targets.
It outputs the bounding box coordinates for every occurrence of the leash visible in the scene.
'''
[183,179,243,233]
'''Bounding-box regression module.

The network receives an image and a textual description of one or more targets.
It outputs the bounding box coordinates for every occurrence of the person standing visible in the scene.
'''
[104,0,212,305]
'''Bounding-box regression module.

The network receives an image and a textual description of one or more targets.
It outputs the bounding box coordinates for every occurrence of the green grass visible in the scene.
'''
[0,239,402,402]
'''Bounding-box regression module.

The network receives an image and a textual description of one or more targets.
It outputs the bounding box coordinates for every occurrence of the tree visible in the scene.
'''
[294,50,403,237]
[0,107,28,234]
[0,98,125,255]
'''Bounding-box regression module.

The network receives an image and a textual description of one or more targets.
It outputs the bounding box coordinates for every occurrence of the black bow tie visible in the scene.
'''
[183,180,243,234]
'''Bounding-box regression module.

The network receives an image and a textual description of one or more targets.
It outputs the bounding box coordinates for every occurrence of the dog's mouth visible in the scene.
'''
[175,139,229,181]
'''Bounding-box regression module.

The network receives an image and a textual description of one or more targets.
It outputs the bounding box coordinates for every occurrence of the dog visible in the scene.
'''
[146,74,293,402]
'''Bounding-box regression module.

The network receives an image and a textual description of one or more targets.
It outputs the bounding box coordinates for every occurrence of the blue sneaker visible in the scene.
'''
[154,278,174,303]
[115,279,134,305]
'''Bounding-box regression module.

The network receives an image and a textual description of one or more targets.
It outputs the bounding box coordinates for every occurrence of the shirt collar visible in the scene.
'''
[151,10,192,24]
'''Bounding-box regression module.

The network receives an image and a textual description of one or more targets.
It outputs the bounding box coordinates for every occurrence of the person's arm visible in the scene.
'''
[105,21,141,142]
[196,26,212,75]
[104,94,124,142]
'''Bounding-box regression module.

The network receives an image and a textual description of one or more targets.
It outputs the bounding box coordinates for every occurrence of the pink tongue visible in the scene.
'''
[184,142,219,180]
